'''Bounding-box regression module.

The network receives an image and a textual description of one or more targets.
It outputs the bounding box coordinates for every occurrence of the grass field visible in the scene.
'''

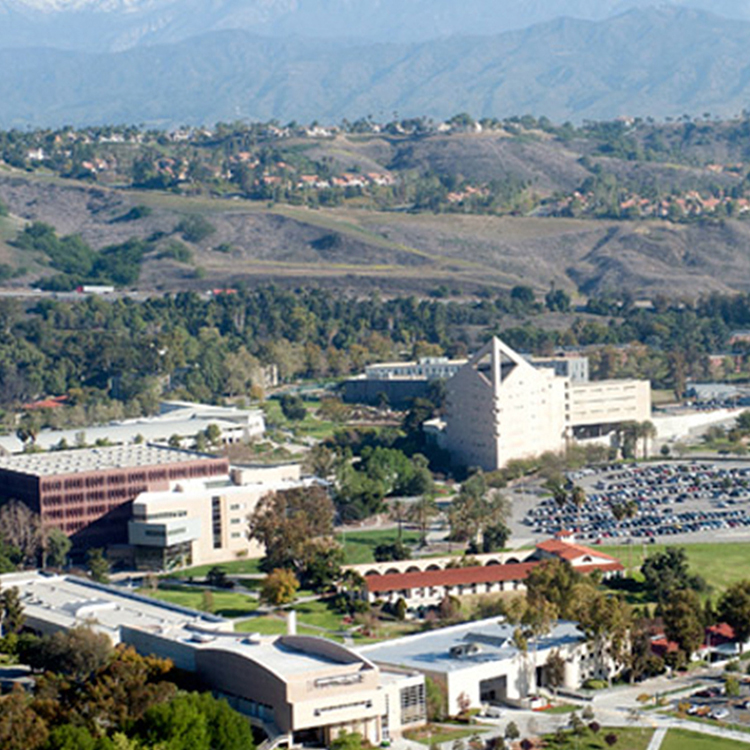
[336,528,422,565]
[602,541,750,596]
[404,724,484,746]
[166,558,263,578]
[661,728,750,750]
[139,585,258,618]
[542,727,654,749]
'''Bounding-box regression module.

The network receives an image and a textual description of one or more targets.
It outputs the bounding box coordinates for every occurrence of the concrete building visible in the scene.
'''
[3,572,425,746]
[360,616,601,712]
[343,356,467,408]
[529,354,589,383]
[129,464,309,570]
[440,337,651,471]
[0,445,228,548]
[0,400,265,455]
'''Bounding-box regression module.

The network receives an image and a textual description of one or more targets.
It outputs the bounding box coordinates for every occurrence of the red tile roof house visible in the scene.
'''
[352,540,623,610]
[650,622,750,664]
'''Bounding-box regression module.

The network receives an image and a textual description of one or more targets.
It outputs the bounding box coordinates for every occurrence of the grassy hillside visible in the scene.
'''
[4,169,750,296]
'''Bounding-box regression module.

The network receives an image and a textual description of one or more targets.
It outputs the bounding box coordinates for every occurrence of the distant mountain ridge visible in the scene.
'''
[2,0,750,50]
[3,7,750,128]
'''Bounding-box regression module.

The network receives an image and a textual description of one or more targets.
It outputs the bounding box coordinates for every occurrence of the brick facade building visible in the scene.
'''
[0,445,229,548]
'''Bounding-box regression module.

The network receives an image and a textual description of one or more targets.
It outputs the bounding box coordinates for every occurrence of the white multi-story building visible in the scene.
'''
[437,337,651,471]
[128,464,309,570]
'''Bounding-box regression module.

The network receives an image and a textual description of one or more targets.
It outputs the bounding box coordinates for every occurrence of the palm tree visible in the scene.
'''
[544,479,569,532]
[571,485,587,535]
[637,421,657,459]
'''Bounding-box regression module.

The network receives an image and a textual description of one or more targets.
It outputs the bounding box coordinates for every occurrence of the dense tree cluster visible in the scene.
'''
[0,627,255,750]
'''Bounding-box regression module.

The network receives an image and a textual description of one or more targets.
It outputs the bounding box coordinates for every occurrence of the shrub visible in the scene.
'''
[176,215,215,243]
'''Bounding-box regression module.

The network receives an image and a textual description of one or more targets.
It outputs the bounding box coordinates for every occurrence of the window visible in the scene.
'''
[211,496,222,549]
[400,684,425,725]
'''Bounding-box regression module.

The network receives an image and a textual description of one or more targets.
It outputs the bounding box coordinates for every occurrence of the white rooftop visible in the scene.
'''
[2,571,229,640]
[359,616,584,674]
[0,444,221,477]
[0,400,264,455]
[1,572,375,681]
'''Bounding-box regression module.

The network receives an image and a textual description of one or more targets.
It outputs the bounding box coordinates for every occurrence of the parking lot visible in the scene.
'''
[520,461,750,545]
[674,679,750,726]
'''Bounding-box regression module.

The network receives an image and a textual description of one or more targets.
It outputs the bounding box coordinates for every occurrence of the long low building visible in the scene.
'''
[0,400,265,455]
[347,540,624,610]
[3,571,425,747]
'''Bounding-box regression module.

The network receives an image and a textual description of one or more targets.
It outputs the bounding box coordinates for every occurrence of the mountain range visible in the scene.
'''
[2,0,750,50]
[3,7,750,127]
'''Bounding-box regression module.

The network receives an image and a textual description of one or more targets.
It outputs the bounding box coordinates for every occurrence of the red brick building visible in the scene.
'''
[0,445,229,548]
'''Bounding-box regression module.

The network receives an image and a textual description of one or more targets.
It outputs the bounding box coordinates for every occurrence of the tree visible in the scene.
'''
[20,625,112,682]
[299,538,344,591]
[641,547,705,604]
[719,580,750,653]
[138,692,254,750]
[248,485,335,573]
[545,649,566,697]
[571,484,586,532]
[373,541,410,562]
[45,527,71,569]
[574,588,631,685]
[260,568,300,606]
[425,676,448,721]
[504,722,520,742]
[0,500,42,566]
[449,472,510,547]
[663,589,704,659]
[408,490,438,546]
[1,585,24,635]
[87,548,110,583]
[0,686,48,750]
[279,393,307,421]
[206,566,230,589]
[330,732,365,750]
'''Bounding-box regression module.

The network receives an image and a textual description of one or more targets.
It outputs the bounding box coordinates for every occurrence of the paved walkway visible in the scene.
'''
[646,727,667,750]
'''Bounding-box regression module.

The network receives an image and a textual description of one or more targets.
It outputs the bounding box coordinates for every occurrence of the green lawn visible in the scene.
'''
[234,615,324,638]
[602,541,750,596]
[543,727,654,750]
[404,724,484,746]
[166,558,263,579]
[662,728,750,750]
[337,528,422,565]
[138,585,258,618]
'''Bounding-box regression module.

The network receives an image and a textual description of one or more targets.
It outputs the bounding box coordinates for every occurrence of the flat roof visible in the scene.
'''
[359,617,583,674]
[1,572,377,683]
[0,444,225,478]
[3,572,228,639]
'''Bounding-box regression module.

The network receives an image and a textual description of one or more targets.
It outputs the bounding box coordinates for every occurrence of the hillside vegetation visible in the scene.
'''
[4,115,750,296]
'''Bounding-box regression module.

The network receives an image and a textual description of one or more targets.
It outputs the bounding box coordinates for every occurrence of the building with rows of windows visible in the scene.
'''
[0,445,228,548]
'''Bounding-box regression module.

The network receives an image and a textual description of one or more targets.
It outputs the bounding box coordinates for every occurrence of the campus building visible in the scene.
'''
[343,356,467,408]
[0,400,266,455]
[360,616,604,712]
[344,540,623,611]
[2,572,426,747]
[0,445,229,548]
[129,464,310,570]
[435,337,651,471]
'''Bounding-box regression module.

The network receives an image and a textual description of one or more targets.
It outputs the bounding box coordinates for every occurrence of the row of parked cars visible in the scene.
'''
[525,462,750,540]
